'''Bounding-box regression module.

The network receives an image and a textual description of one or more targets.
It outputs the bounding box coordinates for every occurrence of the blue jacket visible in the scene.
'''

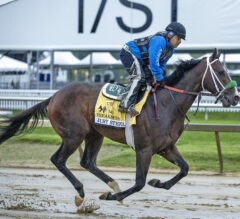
[127,35,174,81]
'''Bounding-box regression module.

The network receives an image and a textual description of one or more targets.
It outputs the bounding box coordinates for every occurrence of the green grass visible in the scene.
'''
[98,132,240,172]
[0,140,124,168]
[11,127,127,147]
[13,127,62,144]
[0,140,60,167]
[177,132,240,171]
[0,111,240,172]
[186,111,240,124]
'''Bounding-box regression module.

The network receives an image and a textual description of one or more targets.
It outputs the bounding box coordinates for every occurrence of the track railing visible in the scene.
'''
[185,123,240,174]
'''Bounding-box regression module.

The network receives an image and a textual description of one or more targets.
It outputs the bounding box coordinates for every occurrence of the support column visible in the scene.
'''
[205,108,208,120]
[89,52,93,82]
[171,0,178,22]
[50,51,54,90]
[36,51,40,89]
[223,53,226,68]
[27,51,32,89]
[215,131,223,174]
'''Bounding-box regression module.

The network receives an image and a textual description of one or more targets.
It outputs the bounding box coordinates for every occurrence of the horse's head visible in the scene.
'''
[201,48,239,107]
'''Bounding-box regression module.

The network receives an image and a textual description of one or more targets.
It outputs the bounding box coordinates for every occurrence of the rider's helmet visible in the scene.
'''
[165,22,186,40]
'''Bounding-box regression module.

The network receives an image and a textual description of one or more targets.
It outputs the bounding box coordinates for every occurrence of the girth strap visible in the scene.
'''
[151,83,160,120]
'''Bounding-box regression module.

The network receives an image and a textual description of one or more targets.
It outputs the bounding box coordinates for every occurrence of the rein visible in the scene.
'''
[151,83,211,121]
[164,85,215,97]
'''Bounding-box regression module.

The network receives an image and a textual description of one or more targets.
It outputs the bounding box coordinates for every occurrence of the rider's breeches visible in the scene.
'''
[119,45,144,108]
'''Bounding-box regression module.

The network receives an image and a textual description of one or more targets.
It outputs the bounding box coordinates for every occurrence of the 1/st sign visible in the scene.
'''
[78,0,155,34]
[0,0,171,50]
[77,0,171,47]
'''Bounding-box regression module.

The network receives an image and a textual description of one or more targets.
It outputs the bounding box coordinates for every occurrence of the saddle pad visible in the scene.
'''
[102,83,126,100]
[94,85,149,128]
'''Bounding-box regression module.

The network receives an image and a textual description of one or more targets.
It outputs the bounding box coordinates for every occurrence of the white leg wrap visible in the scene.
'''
[125,114,135,149]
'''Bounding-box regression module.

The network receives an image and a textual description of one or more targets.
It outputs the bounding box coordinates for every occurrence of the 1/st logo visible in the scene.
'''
[78,0,153,34]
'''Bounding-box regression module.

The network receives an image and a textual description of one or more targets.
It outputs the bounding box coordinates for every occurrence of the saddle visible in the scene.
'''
[102,83,146,103]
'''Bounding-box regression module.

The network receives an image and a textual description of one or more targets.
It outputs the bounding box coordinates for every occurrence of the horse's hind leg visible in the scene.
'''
[148,144,189,190]
[51,138,85,206]
[80,129,121,194]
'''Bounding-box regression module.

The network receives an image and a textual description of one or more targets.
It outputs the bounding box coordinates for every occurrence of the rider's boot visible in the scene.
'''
[119,78,141,117]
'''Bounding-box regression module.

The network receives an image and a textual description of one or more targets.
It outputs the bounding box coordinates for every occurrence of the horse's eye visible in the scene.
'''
[218,71,225,75]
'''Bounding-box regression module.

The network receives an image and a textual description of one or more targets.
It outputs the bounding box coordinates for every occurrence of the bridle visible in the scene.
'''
[201,57,228,103]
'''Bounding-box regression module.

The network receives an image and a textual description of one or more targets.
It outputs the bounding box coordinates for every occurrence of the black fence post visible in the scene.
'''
[171,0,177,22]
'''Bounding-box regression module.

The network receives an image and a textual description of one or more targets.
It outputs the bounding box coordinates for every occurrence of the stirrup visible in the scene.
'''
[127,105,139,117]
[118,105,127,113]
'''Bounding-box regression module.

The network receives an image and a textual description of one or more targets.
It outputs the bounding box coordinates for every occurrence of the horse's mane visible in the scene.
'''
[165,58,204,86]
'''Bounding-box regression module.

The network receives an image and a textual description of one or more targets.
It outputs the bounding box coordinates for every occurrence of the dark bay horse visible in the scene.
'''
[0,49,239,206]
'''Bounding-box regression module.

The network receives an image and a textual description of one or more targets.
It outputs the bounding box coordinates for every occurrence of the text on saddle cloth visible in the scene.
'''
[94,83,149,128]
[102,83,126,100]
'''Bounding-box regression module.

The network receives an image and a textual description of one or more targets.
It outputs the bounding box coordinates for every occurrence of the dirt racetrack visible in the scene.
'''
[0,167,240,218]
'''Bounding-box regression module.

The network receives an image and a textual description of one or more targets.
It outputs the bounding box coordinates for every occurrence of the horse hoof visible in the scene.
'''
[75,194,84,207]
[148,179,160,187]
[99,192,111,200]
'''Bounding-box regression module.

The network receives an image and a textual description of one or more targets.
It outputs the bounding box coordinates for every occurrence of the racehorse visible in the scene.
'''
[0,49,239,206]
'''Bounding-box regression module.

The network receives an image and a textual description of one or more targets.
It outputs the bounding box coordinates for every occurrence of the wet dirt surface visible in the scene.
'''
[0,167,240,218]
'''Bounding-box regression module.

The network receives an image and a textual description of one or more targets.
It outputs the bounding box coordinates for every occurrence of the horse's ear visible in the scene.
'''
[211,48,221,60]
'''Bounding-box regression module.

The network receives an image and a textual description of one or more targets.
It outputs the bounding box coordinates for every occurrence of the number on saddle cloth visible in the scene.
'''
[102,83,147,104]
[102,83,126,100]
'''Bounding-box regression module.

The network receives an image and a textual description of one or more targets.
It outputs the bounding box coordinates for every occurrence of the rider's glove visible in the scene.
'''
[157,79,165,88]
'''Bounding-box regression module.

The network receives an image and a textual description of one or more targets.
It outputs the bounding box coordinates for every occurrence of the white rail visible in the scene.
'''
[0,89,57,110]
[0,90,240,117]
[190,103,240,112]
[0,89,57,97]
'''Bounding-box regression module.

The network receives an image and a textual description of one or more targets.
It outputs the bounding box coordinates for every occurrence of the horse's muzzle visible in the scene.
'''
[220,92,239,107]
[233,94,240,105]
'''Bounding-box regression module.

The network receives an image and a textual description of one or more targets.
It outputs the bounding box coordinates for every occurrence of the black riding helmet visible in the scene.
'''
[165,22,186,40]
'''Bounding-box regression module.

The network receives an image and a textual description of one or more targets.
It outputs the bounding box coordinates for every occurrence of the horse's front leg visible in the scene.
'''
[99,147,152,201]
[148,144,189,190]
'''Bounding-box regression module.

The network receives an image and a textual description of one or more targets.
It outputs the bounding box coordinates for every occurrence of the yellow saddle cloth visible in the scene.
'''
[94,84,149,128]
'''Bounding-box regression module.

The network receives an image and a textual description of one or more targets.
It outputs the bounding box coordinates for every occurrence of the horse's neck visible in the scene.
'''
[162,64,205,116]
[178,72,202,112]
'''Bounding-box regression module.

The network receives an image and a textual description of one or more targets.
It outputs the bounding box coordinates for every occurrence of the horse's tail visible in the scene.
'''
[0,97,51,145]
